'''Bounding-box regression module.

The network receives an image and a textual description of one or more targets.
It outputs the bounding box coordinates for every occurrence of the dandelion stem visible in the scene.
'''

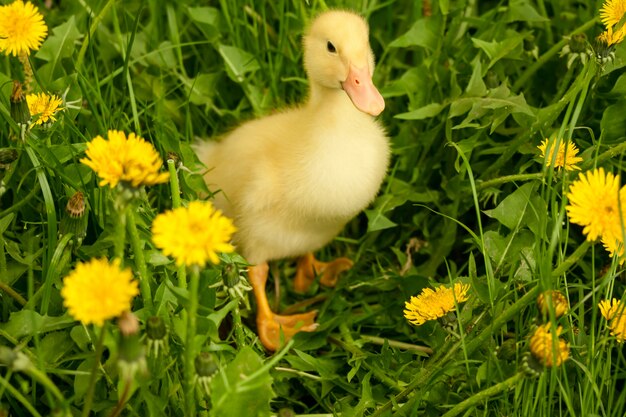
[114,204,127,263]
[372,288,540,417]
[167,159,187,289]
[360,335,433,355]
[167,159,182,208]
[184,266,200,417]
[107,376,132,417]
[586,141,626,168]
[440,372,525,417]
[477,173,543,191]
[232,302,246,348]
[127,212,153,311]
[0,282,27,306]
[82,324,107,417]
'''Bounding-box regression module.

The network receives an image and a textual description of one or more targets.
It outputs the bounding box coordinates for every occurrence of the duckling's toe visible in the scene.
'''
[257,310,318,351]
[294,253,354,292]
[249,262,320,351]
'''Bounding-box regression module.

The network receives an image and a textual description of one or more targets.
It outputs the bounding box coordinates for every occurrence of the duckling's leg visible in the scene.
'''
[293,252,353,293]
[248,263,318,351]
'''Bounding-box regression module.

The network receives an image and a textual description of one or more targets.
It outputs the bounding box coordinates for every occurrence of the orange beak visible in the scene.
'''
[341,64,385,116]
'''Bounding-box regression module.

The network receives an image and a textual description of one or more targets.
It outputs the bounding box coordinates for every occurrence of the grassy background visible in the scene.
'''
[2,0,626,416]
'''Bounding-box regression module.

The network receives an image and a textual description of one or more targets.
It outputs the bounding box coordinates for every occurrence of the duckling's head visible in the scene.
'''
[303,10,385,116]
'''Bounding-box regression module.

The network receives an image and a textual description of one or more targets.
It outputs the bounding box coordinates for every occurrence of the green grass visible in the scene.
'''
[2,0,626,416]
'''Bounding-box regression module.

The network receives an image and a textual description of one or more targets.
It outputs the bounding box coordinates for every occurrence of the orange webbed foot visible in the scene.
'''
[294,252,353,293]
[248,263,319,351]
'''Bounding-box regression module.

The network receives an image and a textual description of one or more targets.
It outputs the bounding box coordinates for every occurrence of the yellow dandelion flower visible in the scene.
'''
[404,283,470,326]
[152,201,236,267]
[61,258,139,327]
[537,138,583,171]
[0,0,47,57]
[537,290,569,318]
[80,130,170,188]
[602,234,625,263]
[599,298,626,343]
[566,168,626,242]
[597,25,626,46]
[529,324,569,367]
[600,0,626,28]
[26,92,63,125]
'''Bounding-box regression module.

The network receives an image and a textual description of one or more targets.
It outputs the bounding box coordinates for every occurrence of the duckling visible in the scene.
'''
[195,10,389,351]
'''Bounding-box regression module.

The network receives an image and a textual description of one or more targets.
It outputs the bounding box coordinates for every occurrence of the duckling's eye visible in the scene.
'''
[326,41,337,54]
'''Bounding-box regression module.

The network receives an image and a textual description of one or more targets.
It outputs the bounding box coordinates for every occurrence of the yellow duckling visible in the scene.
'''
[195,10,389,351]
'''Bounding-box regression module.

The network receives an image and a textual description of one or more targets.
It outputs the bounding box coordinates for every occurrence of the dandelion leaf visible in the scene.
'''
[601,101,626,143]
[0,310,74,340]
[388,16,442,51]
[36,16,82,62]
[506,0,549,22]
[210,346,273,417]
[484,183,541,233]
[341,372,375,417]
[395,103,444,120]
[187,7,222,41]
[218,44,260,83]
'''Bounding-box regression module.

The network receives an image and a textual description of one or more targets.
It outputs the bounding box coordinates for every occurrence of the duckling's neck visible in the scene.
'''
[306,83,363,118]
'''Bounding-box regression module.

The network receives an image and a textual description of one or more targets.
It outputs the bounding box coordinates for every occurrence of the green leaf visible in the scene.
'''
[395,103,444,120]
[211,347,273,417]
[506,0,549,22]
[365,193,403,232]
[184,73,221,106]
[466,59,488,97]
[483,230,506,264]
[484,183,536,231]
[0,310,75,340]
[218,44,260,83]
[187,7,222,41]
[471,36,524,68]
[389,17,442,51]
[36,16,83,62]
[342,373,375,417]
[601,100,626,142]
[286,350,340,379]
[0,213,14,234]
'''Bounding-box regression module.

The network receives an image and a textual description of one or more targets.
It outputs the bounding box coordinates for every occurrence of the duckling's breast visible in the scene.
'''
[303,116,388,212]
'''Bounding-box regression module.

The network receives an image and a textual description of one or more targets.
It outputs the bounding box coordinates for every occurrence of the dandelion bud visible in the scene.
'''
[528,324,569,368]
[194,352,218,378]
[223,263,241,288]
[117,311,146,380]
[568,33,587,54]
[537,290,569,319]
[146,316,168,357]
[147,316,167,340]
[10,81,30,127]
[496,338,517,361]
[118,310,140,337]
[59,191,88,246]
[195,352,218,396]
